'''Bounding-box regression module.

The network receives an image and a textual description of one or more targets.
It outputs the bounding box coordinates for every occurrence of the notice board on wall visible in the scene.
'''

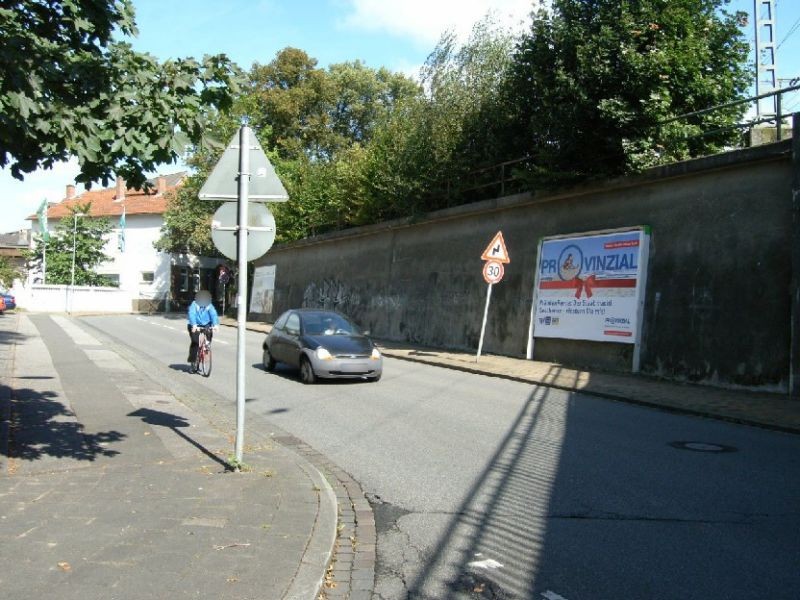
[528,227,650,370]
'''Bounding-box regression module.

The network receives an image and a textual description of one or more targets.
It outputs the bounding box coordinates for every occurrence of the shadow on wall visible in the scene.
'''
[0,384,126,469]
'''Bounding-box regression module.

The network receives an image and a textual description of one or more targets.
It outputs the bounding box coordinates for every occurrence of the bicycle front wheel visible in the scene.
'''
[200,345,212,377]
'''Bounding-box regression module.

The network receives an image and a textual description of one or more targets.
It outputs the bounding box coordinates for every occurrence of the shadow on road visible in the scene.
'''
[1,384,126,466]
[402,362,799,599]
[0,327,26,347]
[249,362,374,386]
[404,369,564,600]
[168,363,193,374]
[127,407,233,471]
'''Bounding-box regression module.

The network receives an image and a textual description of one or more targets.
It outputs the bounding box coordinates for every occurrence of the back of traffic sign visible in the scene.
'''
[199,131,289,202]
[211,201,276,261]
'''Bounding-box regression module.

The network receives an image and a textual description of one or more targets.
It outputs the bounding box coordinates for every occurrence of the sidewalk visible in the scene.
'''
[222,317,800,434]
[0,313,336,600]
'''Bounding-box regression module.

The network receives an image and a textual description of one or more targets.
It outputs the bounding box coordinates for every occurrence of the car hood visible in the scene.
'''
[303,335,374,356]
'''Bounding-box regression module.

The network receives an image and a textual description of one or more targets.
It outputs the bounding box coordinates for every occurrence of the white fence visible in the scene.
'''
[14,284,133,313]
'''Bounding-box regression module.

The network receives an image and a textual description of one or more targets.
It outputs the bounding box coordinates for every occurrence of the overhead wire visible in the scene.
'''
[777,15,800,48]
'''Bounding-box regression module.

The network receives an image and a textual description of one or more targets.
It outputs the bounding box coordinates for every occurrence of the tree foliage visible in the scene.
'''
[0,257,21,288]
[503,0,750,182]
[159,3,751,253]
[154,176,221,256]
[0,0,241,188]
[25,203,116,286]
[157,49,421,249]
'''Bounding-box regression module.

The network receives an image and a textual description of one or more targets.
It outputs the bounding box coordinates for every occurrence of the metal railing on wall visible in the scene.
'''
[446,84,800,204]
[657,83,800,144]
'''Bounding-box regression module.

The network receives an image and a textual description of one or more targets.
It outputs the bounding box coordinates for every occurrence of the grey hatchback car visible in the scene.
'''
[263,309,382,383]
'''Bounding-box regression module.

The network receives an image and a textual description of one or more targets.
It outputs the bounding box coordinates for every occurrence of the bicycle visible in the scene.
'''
[192,326,213,377]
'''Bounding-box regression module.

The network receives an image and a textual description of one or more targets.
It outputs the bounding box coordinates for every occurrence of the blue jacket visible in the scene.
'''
[188,301,220,327]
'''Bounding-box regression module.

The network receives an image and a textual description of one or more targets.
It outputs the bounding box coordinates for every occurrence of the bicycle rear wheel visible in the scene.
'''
[199,344,212,377]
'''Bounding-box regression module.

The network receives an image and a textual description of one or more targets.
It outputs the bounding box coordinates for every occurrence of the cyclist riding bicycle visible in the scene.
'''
[187,290,219,370]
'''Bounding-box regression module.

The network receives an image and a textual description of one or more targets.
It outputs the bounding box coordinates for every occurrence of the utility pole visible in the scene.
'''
[754,0,779,118]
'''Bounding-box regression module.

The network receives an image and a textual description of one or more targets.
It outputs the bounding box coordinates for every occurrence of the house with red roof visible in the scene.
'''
[25,173,227,312]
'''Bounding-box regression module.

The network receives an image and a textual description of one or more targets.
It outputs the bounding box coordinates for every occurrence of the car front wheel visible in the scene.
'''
[263,346,276,372]
[299,356,317,384]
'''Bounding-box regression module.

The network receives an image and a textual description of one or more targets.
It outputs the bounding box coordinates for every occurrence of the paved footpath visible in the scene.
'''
[222,317,800,434]
[0,313,336,600]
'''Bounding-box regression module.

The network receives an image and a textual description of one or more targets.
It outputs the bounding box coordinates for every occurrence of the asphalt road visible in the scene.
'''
[81,314,800,600]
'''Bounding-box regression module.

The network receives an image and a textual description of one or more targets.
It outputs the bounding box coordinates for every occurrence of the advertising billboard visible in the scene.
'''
[250,265,276,314]
[530,228,650,350]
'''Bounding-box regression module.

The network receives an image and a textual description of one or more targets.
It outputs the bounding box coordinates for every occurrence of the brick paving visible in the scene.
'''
[273,434,377,600]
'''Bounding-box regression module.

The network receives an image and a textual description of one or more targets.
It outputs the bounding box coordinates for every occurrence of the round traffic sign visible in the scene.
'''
[211,201,276,261]
[483,260,504,284]
[217,265,231,285]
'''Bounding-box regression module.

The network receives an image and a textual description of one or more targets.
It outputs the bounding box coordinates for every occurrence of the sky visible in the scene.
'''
[3,0,799,233]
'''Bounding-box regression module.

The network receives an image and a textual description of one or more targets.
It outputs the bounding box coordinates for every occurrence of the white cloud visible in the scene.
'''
[392,58,425,82]
[341,0,533,46]
[0,159,82,233]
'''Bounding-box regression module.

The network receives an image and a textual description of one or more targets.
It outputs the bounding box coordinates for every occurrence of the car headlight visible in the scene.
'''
[371,348,381,360]
[316,347,334,360]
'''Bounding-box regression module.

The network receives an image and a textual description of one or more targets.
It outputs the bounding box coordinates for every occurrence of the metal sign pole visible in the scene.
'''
[476,283,493,361]
[234,121,251,467]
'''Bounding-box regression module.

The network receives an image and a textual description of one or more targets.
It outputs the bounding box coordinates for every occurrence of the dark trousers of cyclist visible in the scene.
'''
[188,325,213,363]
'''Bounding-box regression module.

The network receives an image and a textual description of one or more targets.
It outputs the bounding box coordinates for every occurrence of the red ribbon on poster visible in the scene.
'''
[540,277,637,299]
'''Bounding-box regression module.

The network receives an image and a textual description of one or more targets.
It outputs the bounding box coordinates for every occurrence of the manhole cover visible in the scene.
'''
[669,441,737,453]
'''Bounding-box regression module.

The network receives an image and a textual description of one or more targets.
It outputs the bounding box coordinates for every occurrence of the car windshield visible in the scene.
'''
[302,312,360,336]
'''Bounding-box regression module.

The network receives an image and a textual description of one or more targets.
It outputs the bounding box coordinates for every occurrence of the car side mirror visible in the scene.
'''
[287,327,300,337]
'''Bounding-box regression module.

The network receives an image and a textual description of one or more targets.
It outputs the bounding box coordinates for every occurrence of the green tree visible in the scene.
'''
[0,0,241,188]
[154,175,221,256]
[157,48,421,250]
[503,0,750,183]
[26,203,116,285]
[353,17,515,222]
[0,257,21,288]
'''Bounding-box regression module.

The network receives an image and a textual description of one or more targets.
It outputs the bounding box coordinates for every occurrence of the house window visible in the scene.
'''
[104,274,120,287]
[141,271,155,284]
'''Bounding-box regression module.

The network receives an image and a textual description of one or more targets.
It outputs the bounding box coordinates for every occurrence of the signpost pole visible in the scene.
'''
[234,120,251,467]
[476,283,493,361]
[199,119,288,470]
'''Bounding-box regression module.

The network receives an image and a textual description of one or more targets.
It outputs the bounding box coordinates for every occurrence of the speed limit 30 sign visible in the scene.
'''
[483,260,505,284]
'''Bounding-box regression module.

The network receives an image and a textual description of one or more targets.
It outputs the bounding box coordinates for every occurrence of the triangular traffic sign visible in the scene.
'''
[481,231,510,263]
[199,130,289,201]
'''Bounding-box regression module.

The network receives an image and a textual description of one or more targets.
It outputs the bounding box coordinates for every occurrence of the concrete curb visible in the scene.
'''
[380,351,800,436]
[283,455,338,600]
[218,319,380,598]
[273,434,377,600]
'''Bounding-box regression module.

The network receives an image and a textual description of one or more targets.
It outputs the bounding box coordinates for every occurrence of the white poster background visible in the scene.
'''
[250,265,276,314]
[532,229,649,344]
